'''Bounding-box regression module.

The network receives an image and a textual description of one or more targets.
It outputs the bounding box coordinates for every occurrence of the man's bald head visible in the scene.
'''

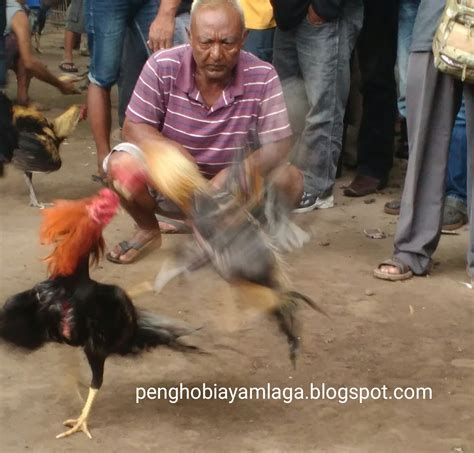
[191,0,245,31]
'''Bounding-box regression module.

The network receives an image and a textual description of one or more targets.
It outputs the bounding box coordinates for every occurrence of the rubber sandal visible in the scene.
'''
[106,237,158,264]
[155,214,192,234]
[373,258,413,281]
[59,61,79,73]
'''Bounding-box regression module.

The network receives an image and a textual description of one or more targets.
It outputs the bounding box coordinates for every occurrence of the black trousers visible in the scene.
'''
[356,0,399,183]
[0,0,6,87]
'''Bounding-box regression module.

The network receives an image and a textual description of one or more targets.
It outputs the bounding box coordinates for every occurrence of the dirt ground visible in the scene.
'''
[0,27,473,453]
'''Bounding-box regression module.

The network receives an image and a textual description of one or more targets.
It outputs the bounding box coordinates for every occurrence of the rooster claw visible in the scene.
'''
[56,418,92,439]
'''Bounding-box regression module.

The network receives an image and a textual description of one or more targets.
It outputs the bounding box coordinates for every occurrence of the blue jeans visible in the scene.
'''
[397,0,420,118]
[85,0,158,88]
[118,12,190,126]
[447,100,467,204]
[273,0,363,196]
[243,28,275,63]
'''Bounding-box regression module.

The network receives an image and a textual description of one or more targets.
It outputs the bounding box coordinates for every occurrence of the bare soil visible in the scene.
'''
[0,27,472,453]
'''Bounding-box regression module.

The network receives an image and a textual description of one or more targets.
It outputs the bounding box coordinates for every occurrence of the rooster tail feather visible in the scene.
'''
[52,105,82,139]
[132,310,200,352]
[284,291,328,318]
[0,290,46,350]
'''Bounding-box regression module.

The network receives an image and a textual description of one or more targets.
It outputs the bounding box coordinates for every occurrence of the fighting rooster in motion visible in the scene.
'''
[139,143,326,366]
[0,189,196,439]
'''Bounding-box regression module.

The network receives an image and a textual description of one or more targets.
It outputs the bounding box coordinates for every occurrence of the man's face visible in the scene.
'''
[189,4,246,83]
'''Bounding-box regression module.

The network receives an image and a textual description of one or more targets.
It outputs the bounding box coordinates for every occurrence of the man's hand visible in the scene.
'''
[307,4,326,25]
[148,11,176,51]
[58,79,80,95]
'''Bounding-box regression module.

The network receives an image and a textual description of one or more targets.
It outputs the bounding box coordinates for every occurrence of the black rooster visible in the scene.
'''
[0,189,197,439]
[11,102,83,207]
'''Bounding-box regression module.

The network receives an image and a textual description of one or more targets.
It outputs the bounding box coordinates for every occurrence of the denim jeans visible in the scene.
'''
[243,28,275,63]
[118,12,190,126]
[85,0,158,88]
[273,0,363,197]
[447,100,467,204]
[397,0,420,118]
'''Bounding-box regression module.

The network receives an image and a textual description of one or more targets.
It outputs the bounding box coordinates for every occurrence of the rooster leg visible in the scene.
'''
[56,387,98,439]
[23,172,47,209]
[56,350,105,439]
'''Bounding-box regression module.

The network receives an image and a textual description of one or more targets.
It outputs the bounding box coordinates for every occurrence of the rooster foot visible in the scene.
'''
[30,201,53,209]
[56,417,92,439]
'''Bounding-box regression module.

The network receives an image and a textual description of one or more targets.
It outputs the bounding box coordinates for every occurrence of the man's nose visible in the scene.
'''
[210,43,223,60]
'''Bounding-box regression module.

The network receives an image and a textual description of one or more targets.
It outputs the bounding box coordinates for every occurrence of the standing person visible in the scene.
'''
[4,0,78,106]
[86,0,192,180]
[117,0,191,128]
[59,0,84,73]
[271,0,364,213]
[343,0,398,197]
[374,0,473,281]
[240,0,275,63]
[383,0,468,231]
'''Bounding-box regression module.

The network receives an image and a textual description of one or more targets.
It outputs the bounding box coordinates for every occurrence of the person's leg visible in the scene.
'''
[0,0,6,87]
[295,0,363,200]
[346,0,398,195]
[273,25,306,141]
[243,28,275,63]
[117,0,158,127]
[61,30,78,68]
[463,84,474,278]
[85,0,130,176]
[13,56,31,105]
[106,150,162,263]
[443,99,468,230]
[396,0,420,118]
[381,52,462,276]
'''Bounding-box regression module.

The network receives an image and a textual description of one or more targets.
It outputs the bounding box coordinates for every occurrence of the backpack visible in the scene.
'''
[433,0,474,83]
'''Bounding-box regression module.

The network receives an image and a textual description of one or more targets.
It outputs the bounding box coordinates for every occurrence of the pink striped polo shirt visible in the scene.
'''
[126,44,292,178]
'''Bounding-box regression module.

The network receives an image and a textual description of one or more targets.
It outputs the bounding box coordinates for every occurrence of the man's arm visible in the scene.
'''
[148,0,183,52]
[11,11,77,94]
[123,118,195,161]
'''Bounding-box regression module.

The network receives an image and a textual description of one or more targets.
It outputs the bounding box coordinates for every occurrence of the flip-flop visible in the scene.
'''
[106,237,159,264]
[59,61,79,73]
[155,214,192,234]
[373,258,413,281]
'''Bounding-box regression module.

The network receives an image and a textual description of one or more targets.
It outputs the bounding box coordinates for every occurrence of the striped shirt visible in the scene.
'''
[126,45,292,178]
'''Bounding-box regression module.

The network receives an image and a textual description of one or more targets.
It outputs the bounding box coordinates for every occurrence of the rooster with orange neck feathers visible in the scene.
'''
[0,189,197,439]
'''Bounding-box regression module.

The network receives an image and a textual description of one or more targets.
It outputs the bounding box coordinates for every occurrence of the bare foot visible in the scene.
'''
[378,264,402,276]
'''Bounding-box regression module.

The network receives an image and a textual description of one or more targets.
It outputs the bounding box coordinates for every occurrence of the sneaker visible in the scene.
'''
[293,191,334,213]
[442,197,468,231]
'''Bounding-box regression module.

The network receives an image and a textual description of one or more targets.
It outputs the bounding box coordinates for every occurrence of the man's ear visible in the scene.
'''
[185,27,191,43]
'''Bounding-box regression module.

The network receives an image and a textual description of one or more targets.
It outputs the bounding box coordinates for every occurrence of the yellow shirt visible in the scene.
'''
[240,0,276,30]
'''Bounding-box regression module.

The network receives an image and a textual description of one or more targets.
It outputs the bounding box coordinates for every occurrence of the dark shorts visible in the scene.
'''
[65,0,85,34]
